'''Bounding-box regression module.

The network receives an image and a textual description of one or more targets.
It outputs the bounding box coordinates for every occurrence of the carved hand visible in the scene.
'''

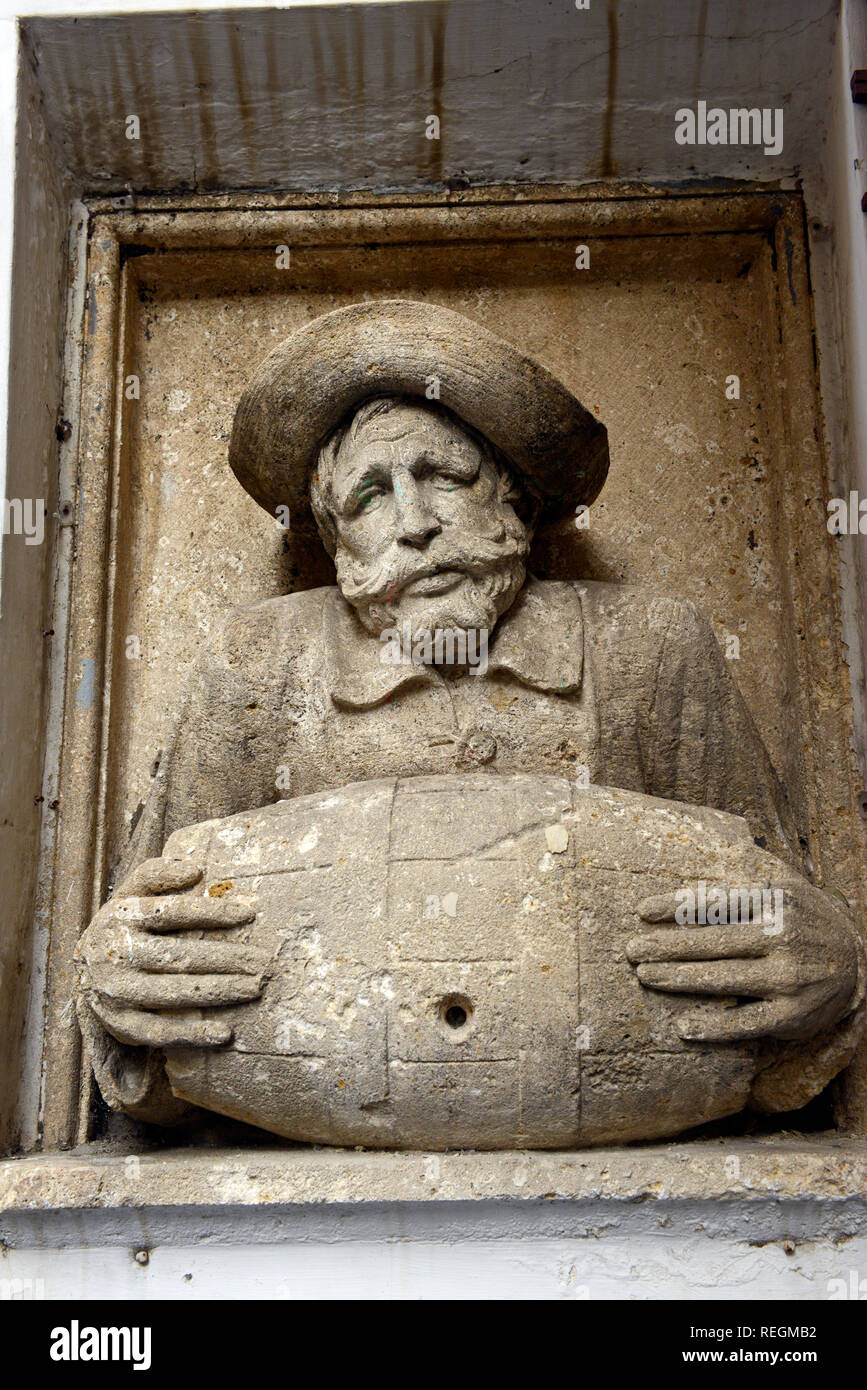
[75,856,266,1049]
[625,876,864,1043]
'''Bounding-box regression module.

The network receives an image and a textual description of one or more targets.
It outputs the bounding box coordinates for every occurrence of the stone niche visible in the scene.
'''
[36,187,866,1172]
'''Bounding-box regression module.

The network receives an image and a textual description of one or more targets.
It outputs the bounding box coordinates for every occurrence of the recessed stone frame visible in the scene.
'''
[35,185,866,1155]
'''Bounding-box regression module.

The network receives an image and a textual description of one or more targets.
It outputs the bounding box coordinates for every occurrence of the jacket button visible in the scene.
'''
[459,728,497,765]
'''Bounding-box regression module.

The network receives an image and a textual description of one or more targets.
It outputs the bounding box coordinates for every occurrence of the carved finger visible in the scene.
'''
[636,893,683,923]
[119,858,204,896]
[635,958,821,997]
[675,989,834,1043]
[86,993,233,1049]
[109,895,256,932]
[637,889,767,924]
[111,934,270,975]
[625,928,769,964]
[92,968,263,1010]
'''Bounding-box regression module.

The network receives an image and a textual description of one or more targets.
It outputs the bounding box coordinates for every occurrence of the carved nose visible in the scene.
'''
[394,480,441,547]
[398,516,441,547]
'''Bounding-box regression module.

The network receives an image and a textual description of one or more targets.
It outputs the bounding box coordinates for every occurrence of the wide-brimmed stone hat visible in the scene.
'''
[229,299,609,528]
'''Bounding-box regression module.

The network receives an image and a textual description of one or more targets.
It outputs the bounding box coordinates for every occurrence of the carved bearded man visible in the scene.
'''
[77,301,865,1136]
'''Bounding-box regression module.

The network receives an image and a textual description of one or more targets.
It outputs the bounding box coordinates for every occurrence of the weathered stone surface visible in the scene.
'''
[145,775,842,1149]
[74,301,865,1150]
[5,1139,867,1222]
[229,299,609,526]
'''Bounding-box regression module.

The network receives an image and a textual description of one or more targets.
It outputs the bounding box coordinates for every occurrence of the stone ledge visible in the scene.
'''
[3,1137,867,1216]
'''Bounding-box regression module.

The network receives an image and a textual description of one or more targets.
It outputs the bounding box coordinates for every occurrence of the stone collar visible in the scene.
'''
[325,575,584,709]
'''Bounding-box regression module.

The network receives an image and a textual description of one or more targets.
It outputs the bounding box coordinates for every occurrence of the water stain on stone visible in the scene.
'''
[600,0,619,179]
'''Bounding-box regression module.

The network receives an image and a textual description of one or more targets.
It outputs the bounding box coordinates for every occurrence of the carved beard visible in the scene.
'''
[335,514,531,641]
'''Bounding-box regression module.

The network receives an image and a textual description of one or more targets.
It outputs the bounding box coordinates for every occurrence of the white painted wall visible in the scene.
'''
[4,1195,867,1300]
[5,1230,867,1301]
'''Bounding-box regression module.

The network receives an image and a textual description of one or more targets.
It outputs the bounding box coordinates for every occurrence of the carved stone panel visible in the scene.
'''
[39,189,867,1151]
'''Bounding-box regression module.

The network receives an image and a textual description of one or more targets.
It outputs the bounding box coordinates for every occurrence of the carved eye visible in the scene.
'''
[433,470,472,491]
[356,484,385,513]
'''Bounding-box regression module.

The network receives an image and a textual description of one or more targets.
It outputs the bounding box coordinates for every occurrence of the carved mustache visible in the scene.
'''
[336,530,529,606]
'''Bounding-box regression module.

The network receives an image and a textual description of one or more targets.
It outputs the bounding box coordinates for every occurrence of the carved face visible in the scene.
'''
[316,399,532,641]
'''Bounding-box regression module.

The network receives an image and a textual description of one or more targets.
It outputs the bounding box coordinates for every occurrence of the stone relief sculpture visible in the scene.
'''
[76,300,866,1148]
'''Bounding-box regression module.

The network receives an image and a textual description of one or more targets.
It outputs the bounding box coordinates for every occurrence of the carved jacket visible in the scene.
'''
[93,577,861,1121]
[121,577,801,875]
